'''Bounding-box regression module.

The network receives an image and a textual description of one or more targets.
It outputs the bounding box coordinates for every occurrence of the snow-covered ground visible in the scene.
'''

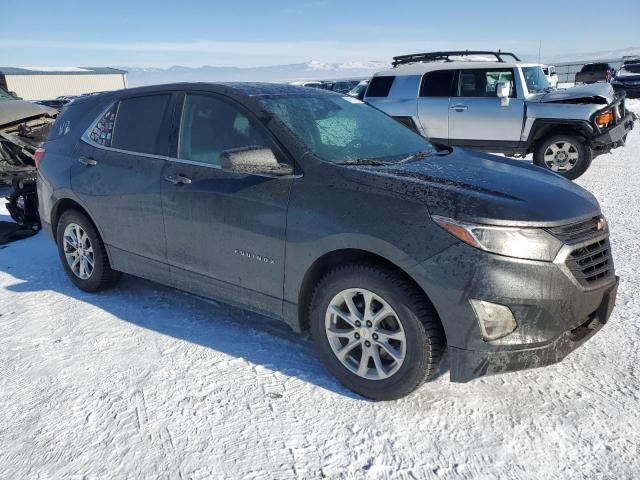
[1,102,639,480]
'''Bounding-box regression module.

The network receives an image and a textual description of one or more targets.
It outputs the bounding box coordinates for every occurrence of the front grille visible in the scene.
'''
[566,238,613,287]
[546,217,603,244]
[548,217,614,288]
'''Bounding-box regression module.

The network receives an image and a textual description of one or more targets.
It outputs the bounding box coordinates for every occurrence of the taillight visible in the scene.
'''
[34,147,46,169]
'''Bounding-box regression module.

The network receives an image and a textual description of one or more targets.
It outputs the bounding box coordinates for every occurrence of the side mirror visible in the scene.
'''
[496,81,511,106]
[221,146,293,176]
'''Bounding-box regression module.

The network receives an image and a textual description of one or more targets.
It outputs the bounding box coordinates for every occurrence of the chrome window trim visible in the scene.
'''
[81,100,301,178]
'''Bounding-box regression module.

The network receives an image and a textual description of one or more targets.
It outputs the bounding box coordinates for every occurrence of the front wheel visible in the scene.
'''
[533,134,592,180]
[309,263,445,400]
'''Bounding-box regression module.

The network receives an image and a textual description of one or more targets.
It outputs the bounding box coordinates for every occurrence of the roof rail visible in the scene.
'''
[392,50,521,67]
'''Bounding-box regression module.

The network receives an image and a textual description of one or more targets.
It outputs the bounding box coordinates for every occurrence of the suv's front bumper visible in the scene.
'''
[591,112,634,151]
[448,277,617,382]
[409,241,618,383]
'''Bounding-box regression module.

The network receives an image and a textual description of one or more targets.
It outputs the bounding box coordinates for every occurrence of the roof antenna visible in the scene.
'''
[538,40,542,64]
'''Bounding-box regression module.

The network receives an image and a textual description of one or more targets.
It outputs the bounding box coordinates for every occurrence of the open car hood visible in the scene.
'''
[537,83,615,104]
[0,100,57,126]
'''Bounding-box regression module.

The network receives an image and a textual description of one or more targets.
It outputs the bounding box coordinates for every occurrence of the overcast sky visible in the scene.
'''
[2,0,639,67]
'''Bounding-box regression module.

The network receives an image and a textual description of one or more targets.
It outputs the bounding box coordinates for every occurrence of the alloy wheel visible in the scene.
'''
[62,223,95,280]
[543,140,579,172]
[325,288,406,380]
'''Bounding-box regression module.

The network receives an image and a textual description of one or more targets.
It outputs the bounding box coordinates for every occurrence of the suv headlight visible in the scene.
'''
[433,215,563,261]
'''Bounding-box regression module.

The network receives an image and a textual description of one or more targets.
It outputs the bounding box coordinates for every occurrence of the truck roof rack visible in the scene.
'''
[392,50,521,68]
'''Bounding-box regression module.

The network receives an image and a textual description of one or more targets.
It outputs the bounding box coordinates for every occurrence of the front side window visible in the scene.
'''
[456,69,515,98]
[522,66,551,93]
[261,95,433,164]
[178,94,269,166]
[111,94,171,155]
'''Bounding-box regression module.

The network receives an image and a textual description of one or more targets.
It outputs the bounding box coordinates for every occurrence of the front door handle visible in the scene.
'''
[165,174,192,186]
[450,104,468,112]
[78,156,97,166]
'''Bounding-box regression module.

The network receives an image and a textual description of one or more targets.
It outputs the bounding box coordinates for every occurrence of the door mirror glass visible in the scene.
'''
[221,146,293,176]
[496,81,511,106]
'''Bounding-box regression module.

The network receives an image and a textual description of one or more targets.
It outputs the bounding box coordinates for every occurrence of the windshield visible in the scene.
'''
[0,88,15,102]
[621,64,640,74]
[522,66,551,93]
[261,94,434,164]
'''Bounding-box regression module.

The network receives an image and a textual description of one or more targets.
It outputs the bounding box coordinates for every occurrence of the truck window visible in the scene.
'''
[366,76,395,97]
[419,70,456,97]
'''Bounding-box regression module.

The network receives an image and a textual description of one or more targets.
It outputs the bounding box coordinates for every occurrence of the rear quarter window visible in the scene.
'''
[366,76,395,97]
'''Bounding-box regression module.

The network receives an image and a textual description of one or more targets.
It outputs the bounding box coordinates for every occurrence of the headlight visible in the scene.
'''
[595,110,614,128]
[433,215,563,261]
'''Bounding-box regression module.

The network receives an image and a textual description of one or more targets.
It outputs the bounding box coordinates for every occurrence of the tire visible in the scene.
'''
[56,209,121,292]
[533,134,592,180]
[309,262,445,400]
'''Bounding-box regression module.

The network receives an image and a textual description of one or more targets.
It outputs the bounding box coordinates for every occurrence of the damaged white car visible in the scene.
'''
[365,50,635,179]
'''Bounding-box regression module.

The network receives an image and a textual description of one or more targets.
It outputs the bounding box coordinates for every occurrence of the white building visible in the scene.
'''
[0,67,127,100]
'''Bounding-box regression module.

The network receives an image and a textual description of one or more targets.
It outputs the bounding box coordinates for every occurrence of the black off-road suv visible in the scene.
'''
[38,83,618,399]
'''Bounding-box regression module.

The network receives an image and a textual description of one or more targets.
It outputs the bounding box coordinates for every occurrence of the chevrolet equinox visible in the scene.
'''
[37,83,619,400]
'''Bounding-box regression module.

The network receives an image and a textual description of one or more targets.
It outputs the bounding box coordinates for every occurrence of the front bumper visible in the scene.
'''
[449,277,617,382]
[591,112,634,150]
[409,240,618,383]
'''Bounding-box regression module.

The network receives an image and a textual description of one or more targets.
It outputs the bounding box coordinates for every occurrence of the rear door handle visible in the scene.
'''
[450,104,468,112]
[78,156,97,166]
[165,174,192,186]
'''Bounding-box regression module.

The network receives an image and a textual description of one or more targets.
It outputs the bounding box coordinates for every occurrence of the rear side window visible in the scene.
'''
[366,76,395,97]
[111,94,171,155]
[419,70,456,97]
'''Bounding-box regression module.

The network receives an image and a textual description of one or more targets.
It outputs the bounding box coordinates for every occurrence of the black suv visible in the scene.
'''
[38,83,619,400]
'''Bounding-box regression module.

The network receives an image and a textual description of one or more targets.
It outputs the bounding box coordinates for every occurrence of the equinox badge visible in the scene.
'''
[233,249,275,264]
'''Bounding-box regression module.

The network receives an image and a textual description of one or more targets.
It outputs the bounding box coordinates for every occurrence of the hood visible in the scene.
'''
[0,99,57,126]
[347,148,600,226]
[535,83,615,104]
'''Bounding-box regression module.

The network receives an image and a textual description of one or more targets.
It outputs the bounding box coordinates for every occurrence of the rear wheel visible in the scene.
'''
[533,134,592,180]
[56,210,121,292]
[309,262,445,400]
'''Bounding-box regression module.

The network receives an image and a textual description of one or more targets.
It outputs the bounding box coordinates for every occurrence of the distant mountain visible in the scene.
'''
[122,48,640,87]
[540,47,640,63]
[124,60,388,87]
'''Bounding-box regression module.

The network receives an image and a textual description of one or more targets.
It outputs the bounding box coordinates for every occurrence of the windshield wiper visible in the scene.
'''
[334,158,393,166]
[397,150,434,164]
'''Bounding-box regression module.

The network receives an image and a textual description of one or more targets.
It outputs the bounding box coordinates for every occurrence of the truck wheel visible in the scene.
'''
[56,210,121,292]
[309,262,445,400]
[533,135,592,180]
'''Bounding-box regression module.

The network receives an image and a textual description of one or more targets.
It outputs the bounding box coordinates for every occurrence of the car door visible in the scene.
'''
[416,69,456,143]
[448,68,525,145]
[71,92,174,276]
[161,92,293,316]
